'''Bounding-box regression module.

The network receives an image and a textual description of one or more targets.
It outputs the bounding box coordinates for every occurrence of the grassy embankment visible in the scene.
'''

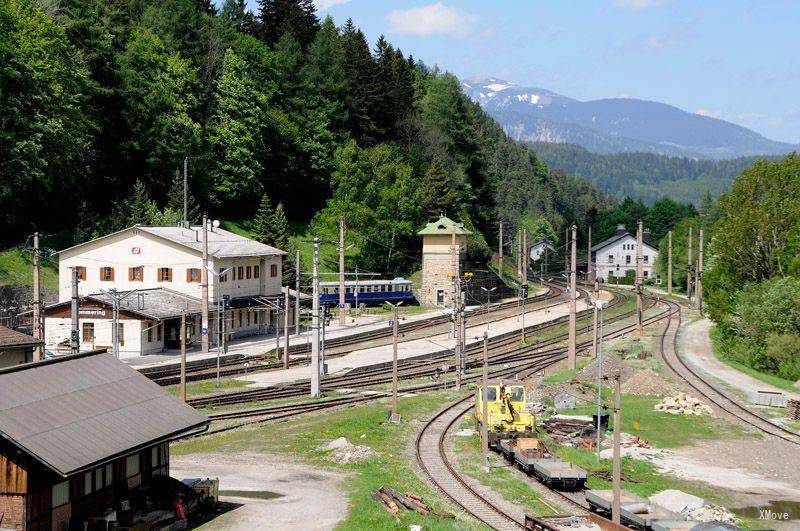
[709,325,800,393]
[173,390,488,530]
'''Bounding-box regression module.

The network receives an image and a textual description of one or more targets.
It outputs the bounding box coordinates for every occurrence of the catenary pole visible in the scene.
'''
[391,304,399,423]
[311,238,321,398]
[498,221,504,280]
[568,224,577,370]
[284,287,290,369]
[636,220,644,336]
[697,229,704,311]
[482,331,490,473]
[687,227,693,307]
[180,311,187,401]
[32,232,42,361]
[71,268,79,355]
[339,215,346,326]
[612,372,622,524]
[587,226,593,284]
[201,213,210,353]
[295,249,301,335]
[183,156,188,226]
[592,278,599,358]
[522,228,528,285]
[667,230,673,295]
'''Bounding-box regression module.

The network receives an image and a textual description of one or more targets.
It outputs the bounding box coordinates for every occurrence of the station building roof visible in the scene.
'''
[0,351,208,477]
[417,216,471,236]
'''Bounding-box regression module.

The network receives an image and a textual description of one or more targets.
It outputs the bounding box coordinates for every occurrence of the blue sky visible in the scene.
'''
[251,1,800,143]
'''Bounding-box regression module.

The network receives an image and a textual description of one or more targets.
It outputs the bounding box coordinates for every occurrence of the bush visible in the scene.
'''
[764,333,800,381]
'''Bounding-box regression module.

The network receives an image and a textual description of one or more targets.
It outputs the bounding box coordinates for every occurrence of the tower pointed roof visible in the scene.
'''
[417,215,471,236]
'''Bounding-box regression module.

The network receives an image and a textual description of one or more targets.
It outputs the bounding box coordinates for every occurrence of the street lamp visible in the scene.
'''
[386,300,403,423]
[480,287,497,318]
[207,266,233,387]
[595,298,609,462]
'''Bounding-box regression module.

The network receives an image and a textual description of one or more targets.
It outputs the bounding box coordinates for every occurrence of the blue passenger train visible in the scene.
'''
[319,278,415,306]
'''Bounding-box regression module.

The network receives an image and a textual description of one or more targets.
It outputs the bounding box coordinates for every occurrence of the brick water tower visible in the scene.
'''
[417,215,470,307]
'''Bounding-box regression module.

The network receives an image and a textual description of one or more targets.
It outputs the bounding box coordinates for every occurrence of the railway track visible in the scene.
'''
[658,300,800,446]
[143,285,563,386]
[189,284,621,409]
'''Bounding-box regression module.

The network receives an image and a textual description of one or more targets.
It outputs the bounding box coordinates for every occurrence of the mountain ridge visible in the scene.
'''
[461,76,798,159]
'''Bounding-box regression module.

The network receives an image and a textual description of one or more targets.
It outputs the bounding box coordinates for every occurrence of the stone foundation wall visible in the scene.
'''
[0,494,25,530]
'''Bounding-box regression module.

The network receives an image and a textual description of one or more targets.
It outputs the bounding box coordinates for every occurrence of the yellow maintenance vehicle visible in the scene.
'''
[474,381,535,445]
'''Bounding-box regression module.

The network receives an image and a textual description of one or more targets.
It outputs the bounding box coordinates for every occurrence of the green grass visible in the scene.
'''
[453,422,560,516]
[709,326,800,393]
[541,358,591,384]
[565,393,754,448]
[0,249,58,290]
[166,378,253,398]
[173,390,482,530]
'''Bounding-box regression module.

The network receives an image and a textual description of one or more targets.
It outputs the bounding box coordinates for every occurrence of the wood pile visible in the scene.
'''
[370,486,454,522]
[788,399,800,421]
[541,416,595,445]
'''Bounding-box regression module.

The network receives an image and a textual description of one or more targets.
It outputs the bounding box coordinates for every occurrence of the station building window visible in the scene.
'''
[82,322,95,342]
[129,266,144,281]
[158,267,172,282]
[186,268,201,282]
[100,267,114,281]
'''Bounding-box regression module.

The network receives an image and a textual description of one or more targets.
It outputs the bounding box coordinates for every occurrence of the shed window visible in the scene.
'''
[129,266,143,281]
[82,322,95,342]
[126,454,139,478]
[84,471,93,496]
[100,267,114,281]
[238,266,244,280]
[151,447,159,468]
[254,265,259,278]
[105,464,113,487]
[157,322,162,341]
[147,322,153,342]
[52,480,69,508]
[270,264,278,277]
[95,468,103,491]
[246,266,252,279]
[254,312,259,325]
[158,267,172,282]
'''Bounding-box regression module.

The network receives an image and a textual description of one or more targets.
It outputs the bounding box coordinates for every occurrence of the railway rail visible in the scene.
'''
[143,285,563,386]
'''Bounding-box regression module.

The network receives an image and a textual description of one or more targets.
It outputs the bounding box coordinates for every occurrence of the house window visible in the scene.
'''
[238,311,243,328]
[117,323,124,347]
[270,264,278,277]
[129,266,143,281]
[643,255,649,264]
[246,311,251,326]
[157,322,162,341]
[246,266,252,279]
[82,322,95,342]
[126,454,139,478]
[254,266,259,278]
[147,323,153,342]
[626,255,631,264]
[105,464,113,487]
[644,270,649,277]
[100,267,114,281]
[254,312,259,325]
[52,480,69,508]
[186,268,201,282]
[73,266,86,280]
[84,471,93,496]
[158,267,172,282]
[220,269,228,282]
[608,254,614,263]
[237,266,244,280]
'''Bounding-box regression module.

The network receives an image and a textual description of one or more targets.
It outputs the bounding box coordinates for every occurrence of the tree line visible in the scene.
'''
[2,0,613,278]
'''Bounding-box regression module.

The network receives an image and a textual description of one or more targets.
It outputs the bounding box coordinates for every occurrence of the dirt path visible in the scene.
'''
[171,453,348,530]
[680,317,800,400]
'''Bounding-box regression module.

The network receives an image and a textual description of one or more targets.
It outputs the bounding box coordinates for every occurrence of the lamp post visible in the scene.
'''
[480,286,496,319]
[206,266,233,387]
[595,298,608,462]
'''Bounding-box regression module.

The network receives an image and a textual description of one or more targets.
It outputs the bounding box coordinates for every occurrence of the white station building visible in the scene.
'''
[42,225,288,358]
[591,224,659,282]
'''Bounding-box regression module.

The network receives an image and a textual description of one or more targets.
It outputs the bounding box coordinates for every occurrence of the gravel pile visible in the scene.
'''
[319,437,377,464]
[654,393,713,416]
[574,354,634,384]
[621,369,676,397]
[685,504,739,525]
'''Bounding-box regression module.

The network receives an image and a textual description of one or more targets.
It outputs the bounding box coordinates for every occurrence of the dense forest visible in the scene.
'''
[531,142,776,205]
[1,0,612,277]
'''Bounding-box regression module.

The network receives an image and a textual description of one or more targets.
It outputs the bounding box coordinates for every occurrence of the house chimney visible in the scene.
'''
[643,229,651,245]
[615,224,627,235]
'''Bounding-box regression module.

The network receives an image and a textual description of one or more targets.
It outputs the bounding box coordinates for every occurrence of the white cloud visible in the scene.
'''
[386,3,479,38]
[695,108,721,118]
[314,0,350,11]
[612,0,668,8]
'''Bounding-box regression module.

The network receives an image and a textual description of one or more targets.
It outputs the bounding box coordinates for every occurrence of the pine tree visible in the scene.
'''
[253,194,274,244]
[256,0,319,47]
[341,20,380,143]
[270,202,289,250]
[304,16,348,133]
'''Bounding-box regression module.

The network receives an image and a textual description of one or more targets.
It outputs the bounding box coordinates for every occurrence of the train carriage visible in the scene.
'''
[319,277,415,306]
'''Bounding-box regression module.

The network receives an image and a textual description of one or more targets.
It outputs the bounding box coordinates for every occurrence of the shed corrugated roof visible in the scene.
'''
[0,325,42,348]
[0,352,208,476]
[417,216,471,236]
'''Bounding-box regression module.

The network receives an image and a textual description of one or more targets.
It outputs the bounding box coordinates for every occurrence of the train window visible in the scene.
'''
[486,387,497,401]
[509,387,525,402]
[387,285,393,292]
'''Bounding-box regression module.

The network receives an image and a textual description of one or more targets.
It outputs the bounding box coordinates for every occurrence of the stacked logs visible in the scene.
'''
[788,399,800,422]
[371,486,454,522]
